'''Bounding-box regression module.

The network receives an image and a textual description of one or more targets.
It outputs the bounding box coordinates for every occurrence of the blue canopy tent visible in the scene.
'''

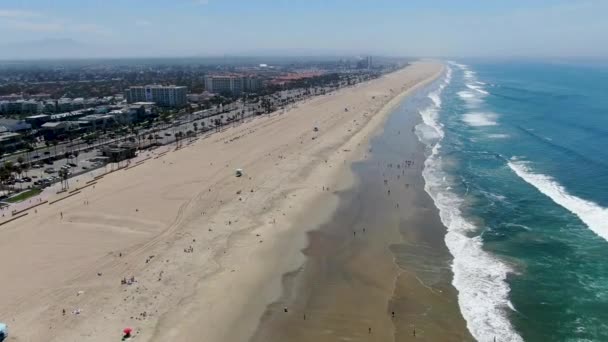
[0,322,7,341]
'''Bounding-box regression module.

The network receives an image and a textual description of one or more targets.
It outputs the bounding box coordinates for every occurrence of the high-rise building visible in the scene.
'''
[204,76,263,95]
[356,56,373,70]
[125,85,187,107]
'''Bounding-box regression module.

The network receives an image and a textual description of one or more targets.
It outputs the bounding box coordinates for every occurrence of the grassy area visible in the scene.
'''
[6,188,43,203]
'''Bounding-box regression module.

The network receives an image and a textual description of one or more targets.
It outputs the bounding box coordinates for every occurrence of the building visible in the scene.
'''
[78,114,114,130]
[0,119,32,132]
[25,114,51,128]
[40,121,77,140]
[0,101,25,115]
[204,76,263,95]
[57,98,73,112]
[356,56,373,70]
[125,87,146,103]
[50,110,90,122]
[244,77,263,92]
[204,76,242,95]
[102,143,137,163]
[125,85,187,107]
[0,100,43,115]
[0,132,24,152]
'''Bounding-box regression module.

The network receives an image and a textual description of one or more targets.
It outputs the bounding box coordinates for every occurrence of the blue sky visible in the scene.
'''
[1,0,607,58]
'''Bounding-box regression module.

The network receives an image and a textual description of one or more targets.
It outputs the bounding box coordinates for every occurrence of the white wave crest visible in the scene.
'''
[462,112,499,127]
[508,160,608,242]
[466,83,489,95]
[416,62,524,342]
[487,134,510,139]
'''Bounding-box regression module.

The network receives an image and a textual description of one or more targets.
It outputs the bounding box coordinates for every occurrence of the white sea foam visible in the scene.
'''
[462,112,499,127]
[458,90,476,99]
[416,63,524,342]
[508,160,608,242]
[466,83,489,95]
[487,134,510,139]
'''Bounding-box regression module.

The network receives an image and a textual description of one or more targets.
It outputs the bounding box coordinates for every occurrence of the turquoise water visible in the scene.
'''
[416,60,608,341]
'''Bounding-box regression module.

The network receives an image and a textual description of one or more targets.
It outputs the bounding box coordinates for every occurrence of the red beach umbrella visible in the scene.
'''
[123,327,133,335]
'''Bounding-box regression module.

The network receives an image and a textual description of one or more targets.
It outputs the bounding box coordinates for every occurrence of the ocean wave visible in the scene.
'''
[416,63,524,342]
[462,112,499,127]
[458,90,476,99]
[423,146,524,342]
[508,160,608,242]
[466,83,489,95]
[464,70,476,79]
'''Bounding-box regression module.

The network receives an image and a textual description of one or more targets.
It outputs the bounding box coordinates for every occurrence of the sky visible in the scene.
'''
[1,0,607,59]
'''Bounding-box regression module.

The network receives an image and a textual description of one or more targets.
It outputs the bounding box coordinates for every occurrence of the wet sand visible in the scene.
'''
[250,80,474,341]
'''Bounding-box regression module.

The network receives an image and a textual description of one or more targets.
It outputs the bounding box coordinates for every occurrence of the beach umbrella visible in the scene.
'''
[123,327,132,336]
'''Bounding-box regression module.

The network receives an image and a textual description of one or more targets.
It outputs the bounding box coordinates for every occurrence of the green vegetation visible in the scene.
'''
[6,188,42,203]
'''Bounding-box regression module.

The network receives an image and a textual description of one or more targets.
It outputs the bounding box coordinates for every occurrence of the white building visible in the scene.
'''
[204,76,263,95]
[125,85,187,108]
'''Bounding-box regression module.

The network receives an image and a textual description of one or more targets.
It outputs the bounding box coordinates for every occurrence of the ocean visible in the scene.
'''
[416,60,608,341]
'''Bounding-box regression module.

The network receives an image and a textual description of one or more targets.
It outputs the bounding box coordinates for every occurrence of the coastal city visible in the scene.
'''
[1,1,606,342]
[0,55,396,202]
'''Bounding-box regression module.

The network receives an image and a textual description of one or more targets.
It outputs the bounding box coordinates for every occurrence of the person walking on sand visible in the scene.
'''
[60,212,63,219]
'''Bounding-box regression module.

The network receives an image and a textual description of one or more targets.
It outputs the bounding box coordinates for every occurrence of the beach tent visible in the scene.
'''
[0,323,7,341]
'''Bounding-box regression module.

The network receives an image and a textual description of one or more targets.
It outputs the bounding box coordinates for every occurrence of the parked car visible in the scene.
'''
[44,168,56,174]
[68,163,77,167]
[33,155,40,159]
[44,151,51,155]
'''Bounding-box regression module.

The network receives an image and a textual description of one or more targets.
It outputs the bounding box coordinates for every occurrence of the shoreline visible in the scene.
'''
[0,61,443,341]
[250,64,472,341]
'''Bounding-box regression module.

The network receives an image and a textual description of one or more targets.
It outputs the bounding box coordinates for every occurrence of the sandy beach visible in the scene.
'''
[250,81,472,341]
[0,61,443,342]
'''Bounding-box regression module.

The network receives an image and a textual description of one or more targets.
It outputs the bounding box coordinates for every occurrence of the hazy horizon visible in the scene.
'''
[1,0,608,60]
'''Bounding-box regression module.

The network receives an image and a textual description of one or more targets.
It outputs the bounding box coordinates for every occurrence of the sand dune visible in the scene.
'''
[0,61,442,341]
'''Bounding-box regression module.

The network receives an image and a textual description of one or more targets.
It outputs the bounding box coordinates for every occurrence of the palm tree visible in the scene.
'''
[14,165,22,190]
[58,168,69,190]
[3,162,14,192]
[52,140,59,157]
[17,156,29,177]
